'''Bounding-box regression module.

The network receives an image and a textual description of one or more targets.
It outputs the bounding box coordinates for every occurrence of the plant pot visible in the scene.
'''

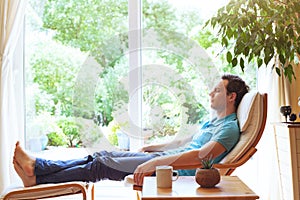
[195,168,220,188]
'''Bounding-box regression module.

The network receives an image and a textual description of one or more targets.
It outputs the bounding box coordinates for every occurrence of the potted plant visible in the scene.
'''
[206,0,299,82]
[195,156,220,188]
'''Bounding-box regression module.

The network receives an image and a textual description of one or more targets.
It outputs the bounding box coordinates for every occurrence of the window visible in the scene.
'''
[25,0,256,151]
[25,0,130,151]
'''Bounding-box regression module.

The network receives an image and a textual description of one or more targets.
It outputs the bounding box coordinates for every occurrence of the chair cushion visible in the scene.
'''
[237,91,260,132]
[220,91,262,165]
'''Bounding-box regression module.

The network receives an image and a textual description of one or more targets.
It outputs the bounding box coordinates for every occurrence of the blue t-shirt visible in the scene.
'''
[163,113,240,176]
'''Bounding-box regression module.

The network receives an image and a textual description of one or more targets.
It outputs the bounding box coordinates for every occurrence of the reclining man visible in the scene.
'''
[13,74,249,187]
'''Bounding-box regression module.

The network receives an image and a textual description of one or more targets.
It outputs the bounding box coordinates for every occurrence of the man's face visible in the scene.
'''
[209,79,228,111]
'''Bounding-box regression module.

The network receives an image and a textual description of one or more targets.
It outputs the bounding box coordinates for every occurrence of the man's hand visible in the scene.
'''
[133,160,156,186]
[137,146,149,152]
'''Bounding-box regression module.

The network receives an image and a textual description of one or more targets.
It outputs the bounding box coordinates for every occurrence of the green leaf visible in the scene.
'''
[248,53,254,63]
[226,51,232,63]
[257,58,263,67]
[264,53,272,66]
[204,20,210,27]
[264,46,274,65]
[287,24,295,39]
[244,46,250,56]
[284,64,295,83]
[240,57,245,72]
[275,67,281,76]
[279,54,285,65]
[232,57,238,67]
[222,37,228,47]
[226,28,234,39]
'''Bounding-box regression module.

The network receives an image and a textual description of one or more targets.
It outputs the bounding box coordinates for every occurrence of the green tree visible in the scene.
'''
[94,63,129,126]
[42,0,128,67]
[41,0,214,127]
[30,44,82,116]
[57,118,82,147]
[28,0,252,147]
[29,0,233,143]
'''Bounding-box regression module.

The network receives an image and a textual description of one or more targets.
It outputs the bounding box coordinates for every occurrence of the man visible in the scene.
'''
[13,74,249,187]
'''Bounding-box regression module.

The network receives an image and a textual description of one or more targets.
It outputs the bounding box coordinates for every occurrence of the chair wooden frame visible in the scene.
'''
[133,93,267,191]
[2,182,94,200]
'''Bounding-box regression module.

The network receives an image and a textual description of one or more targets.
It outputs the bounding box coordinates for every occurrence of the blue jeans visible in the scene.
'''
[35,150,162,184]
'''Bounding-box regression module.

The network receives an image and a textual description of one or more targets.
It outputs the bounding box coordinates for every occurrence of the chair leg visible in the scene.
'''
[91,184,95,200]
[136,191,142,200]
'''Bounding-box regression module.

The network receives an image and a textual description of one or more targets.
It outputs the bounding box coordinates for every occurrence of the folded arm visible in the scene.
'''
[134,140,226,186]
[139,135,193,152]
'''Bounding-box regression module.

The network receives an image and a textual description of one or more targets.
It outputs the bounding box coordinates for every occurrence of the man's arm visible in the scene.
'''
[133,141,226,186]
[139,134,193,152]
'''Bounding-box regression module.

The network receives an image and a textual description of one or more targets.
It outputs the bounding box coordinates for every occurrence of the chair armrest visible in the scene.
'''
[172,147,257,170]
[214,147,257,169]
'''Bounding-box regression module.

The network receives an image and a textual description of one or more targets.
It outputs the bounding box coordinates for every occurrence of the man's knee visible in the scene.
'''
[92,150,109,157]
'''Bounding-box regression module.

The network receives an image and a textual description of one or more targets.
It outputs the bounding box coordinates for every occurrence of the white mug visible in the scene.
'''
[156,165,179,188]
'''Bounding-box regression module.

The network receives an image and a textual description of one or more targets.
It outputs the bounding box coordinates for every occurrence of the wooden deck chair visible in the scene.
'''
[128,91,267,191]
[2,182,94,200]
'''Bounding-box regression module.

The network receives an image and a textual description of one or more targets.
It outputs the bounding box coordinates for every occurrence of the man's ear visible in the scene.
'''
[229,92,237,102]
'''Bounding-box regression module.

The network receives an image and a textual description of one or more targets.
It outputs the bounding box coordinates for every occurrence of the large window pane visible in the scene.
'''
[25,0,257,152]
[141,0,257,145]
[25,0,130,151]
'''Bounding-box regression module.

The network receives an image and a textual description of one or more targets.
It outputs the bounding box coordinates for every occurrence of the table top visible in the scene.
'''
[273,122,300,128]
[140,176,259,200]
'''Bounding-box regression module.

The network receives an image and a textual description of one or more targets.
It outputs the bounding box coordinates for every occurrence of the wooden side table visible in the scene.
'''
[139,176,259,200]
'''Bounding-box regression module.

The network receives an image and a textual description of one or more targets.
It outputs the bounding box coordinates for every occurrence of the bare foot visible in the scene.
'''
[14,141,36,177]
[13,160,36,187]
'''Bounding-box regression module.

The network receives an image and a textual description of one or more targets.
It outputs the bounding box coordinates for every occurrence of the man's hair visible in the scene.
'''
[222,74,249,108]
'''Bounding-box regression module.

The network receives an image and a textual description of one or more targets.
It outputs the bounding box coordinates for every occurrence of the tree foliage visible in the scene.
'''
[39,0,213,128]
[27,0,243,147]
[30,46,81,116]
[207,0,300,82]
[43,0,128,67]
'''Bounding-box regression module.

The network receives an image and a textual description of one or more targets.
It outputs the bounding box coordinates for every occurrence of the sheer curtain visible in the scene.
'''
[0,0,26,193]
[232,60,293,200]
[254,62,287,200]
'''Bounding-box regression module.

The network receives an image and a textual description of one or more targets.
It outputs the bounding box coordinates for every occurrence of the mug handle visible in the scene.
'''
[172,170,179,181]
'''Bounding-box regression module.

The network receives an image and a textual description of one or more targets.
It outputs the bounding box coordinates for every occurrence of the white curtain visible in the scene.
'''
[0,0,26,193]
[254,63,283,200]
[232,62,292,200]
